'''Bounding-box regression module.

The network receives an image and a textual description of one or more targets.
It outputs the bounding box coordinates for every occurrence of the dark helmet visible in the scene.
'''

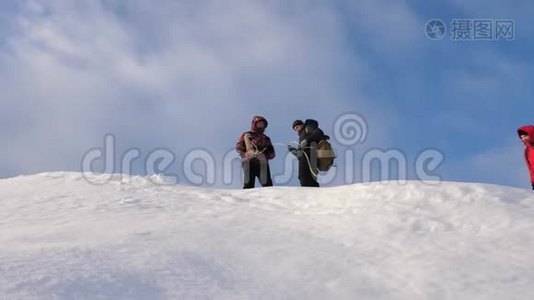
[292,120,304,129]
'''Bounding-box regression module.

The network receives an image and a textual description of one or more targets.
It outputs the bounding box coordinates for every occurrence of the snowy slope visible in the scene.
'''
[1,172,534,300]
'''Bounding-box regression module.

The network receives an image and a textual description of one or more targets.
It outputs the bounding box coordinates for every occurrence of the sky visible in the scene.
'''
[0,0,533,188]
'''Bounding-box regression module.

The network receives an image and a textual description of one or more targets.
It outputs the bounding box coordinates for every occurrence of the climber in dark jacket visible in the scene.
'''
[290,119,327,187]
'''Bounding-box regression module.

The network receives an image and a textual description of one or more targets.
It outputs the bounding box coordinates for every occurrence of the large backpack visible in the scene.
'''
[316,139,335,172]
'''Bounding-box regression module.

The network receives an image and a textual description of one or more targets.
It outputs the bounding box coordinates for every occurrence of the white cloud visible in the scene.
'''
[443,137,529,188]
[341,0,422,57]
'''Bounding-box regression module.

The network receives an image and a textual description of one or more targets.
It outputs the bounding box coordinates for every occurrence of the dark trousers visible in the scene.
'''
[298,149,319,187]
[242,158,273,189]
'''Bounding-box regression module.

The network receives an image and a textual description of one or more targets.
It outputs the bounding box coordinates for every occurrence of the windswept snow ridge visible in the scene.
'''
[1,172,534,299]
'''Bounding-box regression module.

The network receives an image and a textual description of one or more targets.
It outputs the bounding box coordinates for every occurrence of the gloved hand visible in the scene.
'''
[299,139,308,149]
[288,145,303,158]
[244,151,266,161]
[254,152,266,161]
[243,151,257,161]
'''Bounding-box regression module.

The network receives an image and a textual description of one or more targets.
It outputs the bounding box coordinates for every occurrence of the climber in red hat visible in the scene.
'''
[236,116,276,189]
[518,125,534,190]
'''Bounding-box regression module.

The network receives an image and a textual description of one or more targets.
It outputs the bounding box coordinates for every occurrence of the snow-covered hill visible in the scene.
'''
[1,172,534,300]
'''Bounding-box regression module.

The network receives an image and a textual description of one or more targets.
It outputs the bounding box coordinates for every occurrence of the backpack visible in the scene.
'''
[304,119,319,132]
[316,139,335,172]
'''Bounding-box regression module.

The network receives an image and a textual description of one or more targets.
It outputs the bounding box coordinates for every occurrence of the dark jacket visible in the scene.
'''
[236,116,275,160]
[518,125,534,183]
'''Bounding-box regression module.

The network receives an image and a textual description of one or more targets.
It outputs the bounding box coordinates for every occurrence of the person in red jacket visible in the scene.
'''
[518,125,534,190]
[236,116,276,189]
